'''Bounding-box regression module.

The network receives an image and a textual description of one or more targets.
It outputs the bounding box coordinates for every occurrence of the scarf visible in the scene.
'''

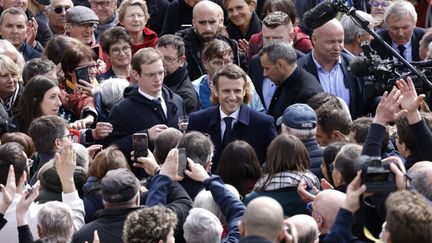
[254,170,320,191]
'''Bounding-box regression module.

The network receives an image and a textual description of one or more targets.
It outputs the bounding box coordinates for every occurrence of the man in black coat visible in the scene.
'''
[248,11,306,111]
[156,34,200,114]
[187,64,277,171]
[107,48,186,178]
[259,41,323,124]
[176,1,246,81]
[298,18,367,119]
[370,0,425,62]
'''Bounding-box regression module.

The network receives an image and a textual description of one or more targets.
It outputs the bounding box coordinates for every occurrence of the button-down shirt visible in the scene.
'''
[138,88,167,117]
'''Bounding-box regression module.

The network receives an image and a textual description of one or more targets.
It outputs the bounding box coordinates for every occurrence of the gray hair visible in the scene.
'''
[37,201,74,242]
[408,162,432,201]
[93,78,129,110]
[384,0,417,24]
[183,208,223,243]
[0,39,25,72]
[259,40,296,65]
[285,126,317,140]
[177,131,214,166]
[193,184,240,222]
[341,11,372,44]
[72,143,90,169]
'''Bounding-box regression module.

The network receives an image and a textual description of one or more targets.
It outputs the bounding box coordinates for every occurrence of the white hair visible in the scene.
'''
[384,0,417,24]
[93,78,129,109]
[183,208,223,243]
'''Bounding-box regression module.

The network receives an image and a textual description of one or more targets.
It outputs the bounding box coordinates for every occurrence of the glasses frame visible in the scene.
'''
[110,45,131,56]
[89,0,113,8]
[53,5,71,14]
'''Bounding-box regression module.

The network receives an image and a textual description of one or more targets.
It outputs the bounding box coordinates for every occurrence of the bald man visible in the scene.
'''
[408,161,432,201]
[298,18,367,119]
[288,214,319,243]
[177,0,244,80]
[312,190,346,234]
[239,196,287,243]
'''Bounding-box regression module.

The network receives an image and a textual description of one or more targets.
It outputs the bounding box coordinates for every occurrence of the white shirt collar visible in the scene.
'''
[138,88,162,101]
[219,106,240,121]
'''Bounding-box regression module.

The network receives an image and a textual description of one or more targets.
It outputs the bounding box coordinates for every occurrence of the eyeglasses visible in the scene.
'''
[75,64,98,71]
[163,55,180,63]
[53,5,71,14]
[90,0,112,8]
[60,133,74,140]
[142,70,166,79]
[371,1,390,8]
[111,45,131,56]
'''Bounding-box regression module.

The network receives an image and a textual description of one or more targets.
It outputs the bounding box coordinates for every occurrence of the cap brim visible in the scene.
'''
[276,116,283,126]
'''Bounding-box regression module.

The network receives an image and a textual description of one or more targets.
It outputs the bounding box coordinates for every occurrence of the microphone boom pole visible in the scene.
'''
[331,0,432,89]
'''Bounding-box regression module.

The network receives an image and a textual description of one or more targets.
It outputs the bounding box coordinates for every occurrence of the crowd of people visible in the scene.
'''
[0,0,432,242]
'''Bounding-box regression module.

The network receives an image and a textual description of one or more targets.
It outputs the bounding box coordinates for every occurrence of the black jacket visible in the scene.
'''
[248,51,305,110]
[107,86,185,177]
[297,52,368,119]
[177,27,246,80]
[164,64,200,114]
[266,66,323,123]
[146,0,169,35]
[161,0,193,35]
[226,12,261,41]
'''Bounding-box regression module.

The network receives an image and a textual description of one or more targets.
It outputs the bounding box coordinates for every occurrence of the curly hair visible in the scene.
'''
[122,206,177,243]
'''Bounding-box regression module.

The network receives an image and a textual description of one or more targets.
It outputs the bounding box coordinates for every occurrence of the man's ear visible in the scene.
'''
[332,169,343,187]
[276,59,286,70]
[212,85,219,98]
[276,227,286,242]
[239,221,245,236]
[131,69,140,81]
[37,224,44,238]
[333,130,348,142]
[179,55,186,66]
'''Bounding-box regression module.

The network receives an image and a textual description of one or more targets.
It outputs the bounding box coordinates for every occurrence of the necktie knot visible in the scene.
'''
[153,98,161,104]
[397,45,406,59]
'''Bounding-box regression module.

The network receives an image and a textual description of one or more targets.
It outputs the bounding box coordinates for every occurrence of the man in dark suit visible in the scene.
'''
[259,41,323,124]
[298,18,367,119]
[248,11,306,111]
[107,48,186,178]
[370,0,425,62]
[187,64,277,171]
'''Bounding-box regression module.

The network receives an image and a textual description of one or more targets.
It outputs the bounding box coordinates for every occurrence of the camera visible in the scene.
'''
[361,156,396,193]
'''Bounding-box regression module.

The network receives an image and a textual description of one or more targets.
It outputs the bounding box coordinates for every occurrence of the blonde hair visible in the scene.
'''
[0,54,20,78]
[118,0,149,22]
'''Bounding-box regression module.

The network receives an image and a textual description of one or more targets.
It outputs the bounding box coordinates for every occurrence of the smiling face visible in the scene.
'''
[40,86,62,116]
[213,76,245,115]
[120,5,147,34]
[109,39,132,68]
[386,13,415,46]
[225,0,254,30]
[66,23,96,45]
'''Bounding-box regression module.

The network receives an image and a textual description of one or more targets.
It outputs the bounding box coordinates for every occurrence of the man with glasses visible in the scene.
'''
[47,0,73,35]
[156,34,200,114]
[65,6,99,46]
[89,0,118,42]
[107,48,185,179]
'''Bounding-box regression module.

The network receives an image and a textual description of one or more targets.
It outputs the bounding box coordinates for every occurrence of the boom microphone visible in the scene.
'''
[303,0,338,29]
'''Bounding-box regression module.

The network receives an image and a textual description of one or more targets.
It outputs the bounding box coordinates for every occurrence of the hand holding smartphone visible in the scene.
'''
[133,133,148,162]
[177,148,187,177]
[75,66,91,83]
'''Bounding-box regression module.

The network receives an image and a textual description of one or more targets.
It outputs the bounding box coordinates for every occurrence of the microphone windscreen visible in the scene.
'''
[303,1,338,29]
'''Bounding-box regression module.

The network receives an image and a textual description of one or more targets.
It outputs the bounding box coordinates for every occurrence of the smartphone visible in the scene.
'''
[133,133,148,161]
[178,148,187,176]
[75,66,90,83]
[25,181,40,199]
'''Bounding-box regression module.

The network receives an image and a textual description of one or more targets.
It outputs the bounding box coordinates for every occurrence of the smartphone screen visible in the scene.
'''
[133,133,148,161]
[75,66,90,83]
[178,148,187,176]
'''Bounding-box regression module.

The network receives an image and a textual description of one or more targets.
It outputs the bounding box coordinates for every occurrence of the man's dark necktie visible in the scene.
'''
[222,117,233,147]
[398,45,406,60]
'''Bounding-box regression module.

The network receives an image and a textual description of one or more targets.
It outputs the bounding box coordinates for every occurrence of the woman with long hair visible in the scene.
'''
[7,76,60,134]
[245,134,320,216]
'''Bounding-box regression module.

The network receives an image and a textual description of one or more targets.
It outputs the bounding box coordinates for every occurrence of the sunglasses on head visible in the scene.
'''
[54,5,70,14]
